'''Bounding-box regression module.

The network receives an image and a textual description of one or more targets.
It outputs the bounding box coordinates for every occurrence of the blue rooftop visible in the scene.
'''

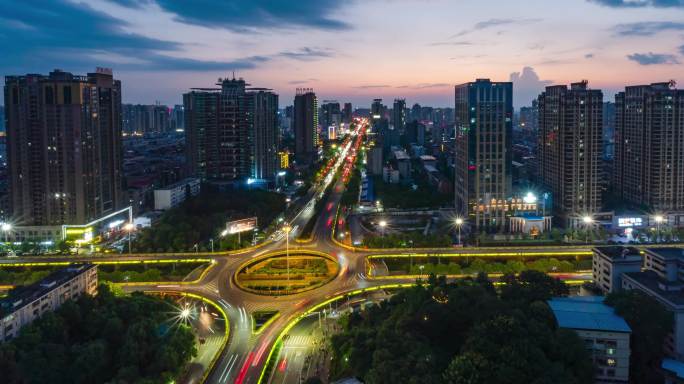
[663,359,684,379]
[547,296,631,333]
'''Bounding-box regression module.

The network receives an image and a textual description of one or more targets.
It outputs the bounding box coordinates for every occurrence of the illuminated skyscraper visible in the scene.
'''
[454,79,512,230]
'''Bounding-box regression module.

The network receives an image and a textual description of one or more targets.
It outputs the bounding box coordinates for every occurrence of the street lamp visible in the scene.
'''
[582,216,593,244]
[283,223,292,292]
[1,222,11,244]
[209,238,214,253]
[378,220,387,237]
[654,215,665,243]
[454,218,464,245]
[123,222,135,254]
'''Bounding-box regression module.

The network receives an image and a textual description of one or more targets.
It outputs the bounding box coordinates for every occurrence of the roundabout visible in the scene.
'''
[234,250,339,296]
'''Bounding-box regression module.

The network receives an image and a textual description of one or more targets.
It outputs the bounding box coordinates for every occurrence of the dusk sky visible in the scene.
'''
[2,0,684,108]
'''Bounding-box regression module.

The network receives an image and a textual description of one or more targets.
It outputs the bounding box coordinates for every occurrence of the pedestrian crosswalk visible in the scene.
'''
[284,335,312,348]
[202,280,219,294]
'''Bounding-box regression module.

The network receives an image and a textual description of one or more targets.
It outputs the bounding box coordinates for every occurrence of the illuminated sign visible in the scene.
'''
[226,217,257,234]
[618,217,642,227]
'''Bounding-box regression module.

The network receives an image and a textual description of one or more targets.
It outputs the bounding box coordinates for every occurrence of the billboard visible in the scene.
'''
[226,217,257,234]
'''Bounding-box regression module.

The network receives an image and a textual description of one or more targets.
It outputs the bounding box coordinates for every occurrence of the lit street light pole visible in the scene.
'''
[283,223,292,293]
[1,223,11,245]
[654,215,664,243]
[582,216,593,244]
[123,223,135,255]
[454,218,464,245]
[379,220,387,237]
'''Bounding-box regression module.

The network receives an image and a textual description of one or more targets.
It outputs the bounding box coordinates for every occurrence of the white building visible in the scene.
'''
[548,296,631,383]
[592,246,643,293]
[154,178,200,210]
[1,264,98,342]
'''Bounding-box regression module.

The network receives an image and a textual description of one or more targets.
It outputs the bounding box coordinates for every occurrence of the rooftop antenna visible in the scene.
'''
[232,71,236,80]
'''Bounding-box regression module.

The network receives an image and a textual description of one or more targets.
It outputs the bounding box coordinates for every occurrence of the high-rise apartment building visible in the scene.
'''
[614,82,684,212]
[454,79,512,230]
[184,77,278,182]
[4,68,124,226]
[294,88,318,162]
[122,103,171,134]
[371,99,385,125]
[343,102,352,123]
[538,81,603,220]
[321,101,341,140]
[392,99,406,134]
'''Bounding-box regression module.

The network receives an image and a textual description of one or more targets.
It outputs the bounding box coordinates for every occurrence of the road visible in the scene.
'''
[2,117,683,384]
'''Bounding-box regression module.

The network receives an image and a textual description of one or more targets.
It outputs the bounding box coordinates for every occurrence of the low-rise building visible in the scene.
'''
[663,358,684,384]
[592,246,643,293]
[548,296,631,383]
[0,264,98,342]
[154,177,200,210]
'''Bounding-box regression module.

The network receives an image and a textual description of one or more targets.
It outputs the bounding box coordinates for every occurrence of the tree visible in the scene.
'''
[605,290,673,384]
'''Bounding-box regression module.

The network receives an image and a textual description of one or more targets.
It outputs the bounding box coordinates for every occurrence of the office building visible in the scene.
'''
[368,147,383,175]
[614,82,684,211]
[343,102,352,123]
[4,68,124,226]
[538,81,603,221]
[153,177,200,210]
[454,79,512,230]
[0,106,4,132]
[294,88,318,162]
[1,264,98,342]
[392,99,406,134]
[548,296,631,383]
[184,77,279,183]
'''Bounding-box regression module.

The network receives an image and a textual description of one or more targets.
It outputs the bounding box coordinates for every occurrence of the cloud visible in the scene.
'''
[627,52,680,65]
[278,47,334,61]
[588,0,684,7]
[428,41,473,47]
[452,18,542,37]
[585,53,595,58]
[289,78,319,85]
[680,44,684,54]
[353,85,391,89]
[115,0,350,31]
[613,21,684,36]
[396,83,451,89]
[509,66,553,107]
[0,0,268,73]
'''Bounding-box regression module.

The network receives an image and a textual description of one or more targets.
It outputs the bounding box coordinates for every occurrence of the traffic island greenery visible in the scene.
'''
[363,232,452,248]
[0,262,209,287]
[97,262,210,283]
[0,284,197,384]
[236,254,339,296]
[252,311,279,334]
[132,189,285,253]
[380,257,592,276]
[330,271,593,383]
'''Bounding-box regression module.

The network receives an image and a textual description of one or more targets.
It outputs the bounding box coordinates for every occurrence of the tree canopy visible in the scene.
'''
[0,285,197,384]
[330,271,592,384]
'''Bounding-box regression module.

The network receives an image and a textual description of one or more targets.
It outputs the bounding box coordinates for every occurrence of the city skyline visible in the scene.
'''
[1,0,683,108]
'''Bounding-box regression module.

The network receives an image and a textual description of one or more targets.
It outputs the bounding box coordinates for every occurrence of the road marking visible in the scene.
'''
[218,353,236,383]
